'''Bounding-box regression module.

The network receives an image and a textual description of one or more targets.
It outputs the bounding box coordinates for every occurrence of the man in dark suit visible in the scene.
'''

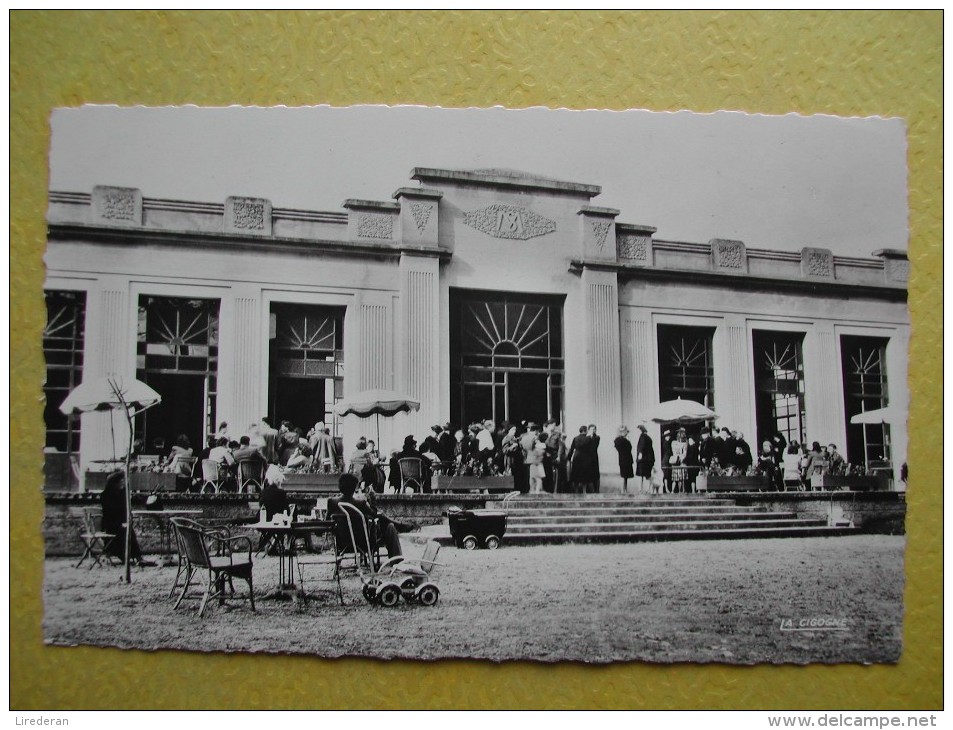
[327,473,402,558]
[699,428,721,469]
[389,435,432,493]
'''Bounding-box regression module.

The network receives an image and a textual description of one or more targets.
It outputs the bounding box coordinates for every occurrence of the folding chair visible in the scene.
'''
[70,506,118,569]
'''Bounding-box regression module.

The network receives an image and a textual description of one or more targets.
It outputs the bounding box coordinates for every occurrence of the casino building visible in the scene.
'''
[43,168,910,488]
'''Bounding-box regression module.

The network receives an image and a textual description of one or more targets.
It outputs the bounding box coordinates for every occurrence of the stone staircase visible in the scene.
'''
[474,494,856,545]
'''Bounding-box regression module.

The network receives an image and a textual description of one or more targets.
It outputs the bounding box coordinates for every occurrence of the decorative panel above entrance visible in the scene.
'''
[463,204,556,240]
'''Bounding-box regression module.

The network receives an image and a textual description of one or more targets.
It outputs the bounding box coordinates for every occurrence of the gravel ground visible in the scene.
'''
[43,535,904,664]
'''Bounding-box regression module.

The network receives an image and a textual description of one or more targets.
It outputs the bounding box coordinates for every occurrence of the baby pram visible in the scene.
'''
[447,506,508,550]
[359,540,443,607]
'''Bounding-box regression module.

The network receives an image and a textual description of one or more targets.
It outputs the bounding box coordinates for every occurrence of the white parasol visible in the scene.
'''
[849,405,902,425]
[642,397,719,425]
[60,374,161,583]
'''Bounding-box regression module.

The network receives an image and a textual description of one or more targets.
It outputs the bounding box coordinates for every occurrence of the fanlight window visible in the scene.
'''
[44,290,86,453]
[460,300,562,371]
[657,324,715,407]
[753,330,806,448]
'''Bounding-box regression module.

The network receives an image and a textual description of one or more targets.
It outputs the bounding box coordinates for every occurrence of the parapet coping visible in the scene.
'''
[410,167,602,196]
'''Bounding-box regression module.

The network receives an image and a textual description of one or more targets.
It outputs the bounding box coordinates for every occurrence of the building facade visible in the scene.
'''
[44,168,910,487]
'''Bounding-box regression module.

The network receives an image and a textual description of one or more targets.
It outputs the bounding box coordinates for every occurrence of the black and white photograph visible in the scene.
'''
[41,105,909,664]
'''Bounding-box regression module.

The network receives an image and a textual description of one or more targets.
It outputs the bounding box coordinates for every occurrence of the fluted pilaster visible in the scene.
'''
[581,268,622,469]
[713,316,753,436]
[79,284,130,483]
[805,323,846,450]
[398,255,440,441]
[620,309,655,427]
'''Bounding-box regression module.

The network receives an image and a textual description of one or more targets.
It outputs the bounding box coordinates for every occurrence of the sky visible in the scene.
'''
[49,105,908,257]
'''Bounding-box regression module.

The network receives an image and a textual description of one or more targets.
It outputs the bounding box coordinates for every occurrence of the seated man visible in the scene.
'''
[389,435,432,493]
[327,473,402,559]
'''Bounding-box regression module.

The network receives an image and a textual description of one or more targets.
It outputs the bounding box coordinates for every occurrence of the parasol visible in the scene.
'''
[60,374,161,583]
[333,389,421,451]
[642,397,719,425]
[849,405,901,425]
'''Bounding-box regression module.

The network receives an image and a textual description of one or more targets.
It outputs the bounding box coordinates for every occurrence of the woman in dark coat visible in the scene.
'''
[634,424,655,494]
[100,471,150,565]
[614,426,634,494]
[567,426,597,494]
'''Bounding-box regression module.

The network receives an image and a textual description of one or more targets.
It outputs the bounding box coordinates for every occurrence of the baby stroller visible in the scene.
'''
[447,491,518,550]
[360,540,444,608]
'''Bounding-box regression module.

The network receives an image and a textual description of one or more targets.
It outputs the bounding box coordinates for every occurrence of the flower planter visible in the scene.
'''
[705,475,770,492]
[436,475,515,493]
[282,472,346,493]
[810,474,889,491]
[83,471,178,493]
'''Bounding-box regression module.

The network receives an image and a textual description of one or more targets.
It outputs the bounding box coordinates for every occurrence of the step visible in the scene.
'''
[507,511,807,526]
[493,498,739,510]
[502,525,859,545]
[506,517,828,534]
[504,505,771,518]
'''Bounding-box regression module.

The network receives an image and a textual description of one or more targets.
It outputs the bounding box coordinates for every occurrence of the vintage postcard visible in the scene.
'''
[42,105,908,663]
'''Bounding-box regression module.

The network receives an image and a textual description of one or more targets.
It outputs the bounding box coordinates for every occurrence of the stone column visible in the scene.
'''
[217,285,263,437]
[580,267,623,473]
[397,254,440,442]
[804,322,847,451]
[619,308,656,428]
[885,329,909,484]
[79,279,131,485]
[713,315,754,438]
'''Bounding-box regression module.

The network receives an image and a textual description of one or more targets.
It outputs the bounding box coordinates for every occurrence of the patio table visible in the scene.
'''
[249,519,334,600]
[132,509,204,566]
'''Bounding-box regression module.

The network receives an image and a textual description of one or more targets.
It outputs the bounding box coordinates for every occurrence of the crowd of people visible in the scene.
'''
[139,417,345,492]
[367,419,607,495]
[139,411,863,496]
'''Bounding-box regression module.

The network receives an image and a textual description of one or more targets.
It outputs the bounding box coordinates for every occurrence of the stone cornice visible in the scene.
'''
[342,199,401,212]
[410,167,601,197]
[568,259,907,301]
[48,223,452,262]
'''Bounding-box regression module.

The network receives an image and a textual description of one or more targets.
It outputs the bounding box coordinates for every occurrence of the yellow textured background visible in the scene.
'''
[10,11,941,710]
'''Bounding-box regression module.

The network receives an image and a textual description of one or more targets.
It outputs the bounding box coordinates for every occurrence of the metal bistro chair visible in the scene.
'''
[238,459,266,494]
[170,518,255,618]
[70,506,118,569]
[398,457,424,494]
[200,459,224,494]
[301,502,386,604]
[168,517,233,600]
[173,456,198,491]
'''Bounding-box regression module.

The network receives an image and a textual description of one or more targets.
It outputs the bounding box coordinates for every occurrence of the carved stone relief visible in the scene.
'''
[711,239,746,271]
[232,200,266,230]
[358,213,394,240]
[617,233,649,262]
[410,202,433,233]
[801,247,834,278]
[463,204,556,240]
[101,191,136,221]
[591,220,611,249]
[92,186,141,226]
